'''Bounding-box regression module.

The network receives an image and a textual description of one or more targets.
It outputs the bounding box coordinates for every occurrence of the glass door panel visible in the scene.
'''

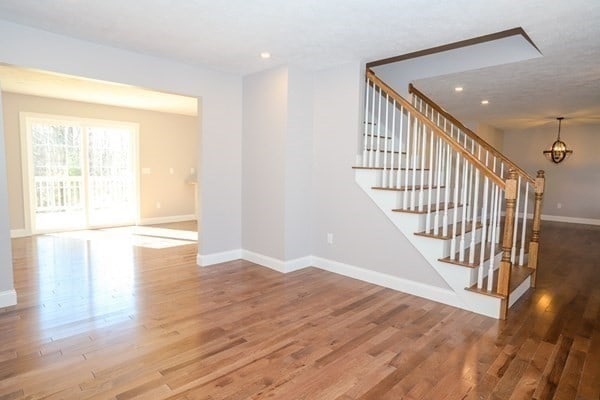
[87,126,135,227]
[31,122,85,231]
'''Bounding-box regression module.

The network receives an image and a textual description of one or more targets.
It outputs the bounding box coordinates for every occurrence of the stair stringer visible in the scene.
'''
[355,168,504,318]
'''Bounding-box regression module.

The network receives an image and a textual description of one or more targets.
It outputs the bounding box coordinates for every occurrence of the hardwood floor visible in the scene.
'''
[0,221,598,399]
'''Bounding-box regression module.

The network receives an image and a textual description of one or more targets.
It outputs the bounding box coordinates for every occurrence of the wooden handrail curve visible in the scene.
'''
[366,70,506,189]
[408,83,535,185]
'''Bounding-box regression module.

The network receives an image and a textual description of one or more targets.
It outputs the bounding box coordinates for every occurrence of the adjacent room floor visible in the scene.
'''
[0,221,598,399]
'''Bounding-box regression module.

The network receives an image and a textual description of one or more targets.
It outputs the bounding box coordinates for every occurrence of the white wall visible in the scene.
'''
[503,122,600,221]
[0,20,242,258]
[0,87,15,297]
[241,66,313,262]
[284,67,313,260]
[311,62,449,288]
[242,67,287,259]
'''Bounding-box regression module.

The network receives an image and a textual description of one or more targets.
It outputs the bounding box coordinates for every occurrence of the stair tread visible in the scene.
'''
[372,185,445,192]
[414,221,482,240]
[439,242,501,268]
[465,265,535,299]
[392,202,459,214]
[365,148,406,154]
[352,166,430,171]
[363,133,391,139]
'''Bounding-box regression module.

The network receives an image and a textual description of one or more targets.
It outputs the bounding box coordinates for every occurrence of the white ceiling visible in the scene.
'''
[0,65,198,116]
[0,0,598,130]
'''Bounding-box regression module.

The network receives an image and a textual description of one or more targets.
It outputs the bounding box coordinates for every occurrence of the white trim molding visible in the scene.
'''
[196,249,242,267]
[241,251,312,273]
[196,249,461,311]
[138,214,197,226]
[541,214,600,226]
[0,289,17,308]
[312,257,460,309]
[10,229,30,238]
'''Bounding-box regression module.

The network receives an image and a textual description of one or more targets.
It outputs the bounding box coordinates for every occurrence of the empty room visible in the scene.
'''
[0,1,598,399]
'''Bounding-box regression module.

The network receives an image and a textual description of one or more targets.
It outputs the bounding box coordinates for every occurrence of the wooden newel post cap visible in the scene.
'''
[537,170,545,178]
[508,168,518,180]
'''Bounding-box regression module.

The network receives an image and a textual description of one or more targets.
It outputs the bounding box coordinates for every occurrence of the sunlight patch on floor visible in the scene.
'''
[48,225,197,249]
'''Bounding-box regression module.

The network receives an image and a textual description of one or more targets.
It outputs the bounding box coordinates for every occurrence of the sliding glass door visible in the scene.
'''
[25,115,138,233]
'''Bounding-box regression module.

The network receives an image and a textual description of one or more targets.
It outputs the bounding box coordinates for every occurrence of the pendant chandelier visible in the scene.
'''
[543,117,573,164]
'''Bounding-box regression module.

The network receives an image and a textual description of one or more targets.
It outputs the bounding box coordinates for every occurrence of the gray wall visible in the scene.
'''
[311,62,449,288]
[503,121,600,220]
[242,67,287,259]
[0,88,14,293]
[242,66,313,261]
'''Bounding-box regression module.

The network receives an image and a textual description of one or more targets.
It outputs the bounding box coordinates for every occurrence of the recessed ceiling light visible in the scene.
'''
[454,87,463,92]
[481,100,489,105]
[260,52,271,59]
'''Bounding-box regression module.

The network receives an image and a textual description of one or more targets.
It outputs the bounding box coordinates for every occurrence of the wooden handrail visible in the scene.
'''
[408,83,535,185]
[367,70,506,189]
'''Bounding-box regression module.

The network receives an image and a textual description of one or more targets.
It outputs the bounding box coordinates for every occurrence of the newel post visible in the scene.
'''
[528,170,545,287]
[498,169,518,320]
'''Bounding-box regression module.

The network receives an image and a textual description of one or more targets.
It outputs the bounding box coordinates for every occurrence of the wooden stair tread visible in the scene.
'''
[465,265,535,299]
[352,166,430,171]
[414,221,482,240]
[363,133,391,139]
[365,148,406,154]
[372,185,445,192]
[392,202,459,214]
[438,242,501,268]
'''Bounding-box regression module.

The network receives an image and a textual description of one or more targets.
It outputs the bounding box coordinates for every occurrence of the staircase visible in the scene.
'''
[354,69,545,319]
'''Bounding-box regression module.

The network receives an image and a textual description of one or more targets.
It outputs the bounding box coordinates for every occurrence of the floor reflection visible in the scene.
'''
[23,223,197,337]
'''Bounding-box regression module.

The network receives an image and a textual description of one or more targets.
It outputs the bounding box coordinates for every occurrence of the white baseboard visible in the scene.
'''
[0,289,17,308]
[509,275,531,307]
[541,214,600,226]
[10,229,29,238]
[197,249,459,308]
[312,256,460,308]
[138,214,196,225]
[240,251,313,273]
[197,249,242,267]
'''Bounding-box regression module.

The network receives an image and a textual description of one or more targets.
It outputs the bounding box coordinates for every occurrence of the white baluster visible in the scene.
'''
[418,122,427,212]
[469,149,481,264]
[442,141,451,237]
[458,157,469,262]
[410,118,419,210]
[389,100,396,188]
[450,153,461,258]
[496,164,505,244]
[478,172,490,289]
[519,183,530,266]
[368,85,377,167]
[511,175,522,262]
[403,113,412,209]
[487,183,500,291]
[375,87,382,168]
[426,131,435,233]
[395,107,404,190]
[362,79,370,167]
[434,138,443,235]
[382,94,390,187]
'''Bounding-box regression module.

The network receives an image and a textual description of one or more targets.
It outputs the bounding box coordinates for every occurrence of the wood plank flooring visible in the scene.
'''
[0,221,598,399]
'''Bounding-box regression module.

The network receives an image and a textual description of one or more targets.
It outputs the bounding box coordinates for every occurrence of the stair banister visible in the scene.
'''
[408,83,535,185]
[360,69,545,319]
[498,169,518,319]
[367,70,506,189]
[528,170,545,287]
